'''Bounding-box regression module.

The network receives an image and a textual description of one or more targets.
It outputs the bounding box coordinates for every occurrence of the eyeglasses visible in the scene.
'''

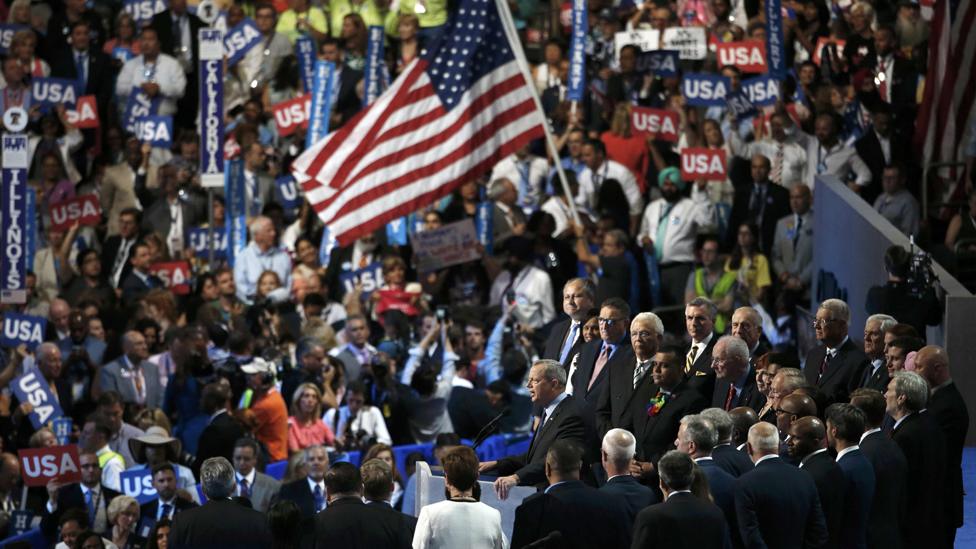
[526,377,551,387]
[598,317,623,326]
[811,318,840,328]
[632,330,656,339]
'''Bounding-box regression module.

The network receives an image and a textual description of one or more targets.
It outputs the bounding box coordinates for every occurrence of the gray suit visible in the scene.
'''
[331,347,367,384]
[244,170,275,218]
[492,202,526,248]
[141,195,206,243]
[239,471,280,513]
[99,358,163,409]
[771,212,813,287]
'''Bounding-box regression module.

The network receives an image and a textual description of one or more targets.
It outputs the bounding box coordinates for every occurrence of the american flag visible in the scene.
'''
[292,0,544,245]
[914,0,976,206]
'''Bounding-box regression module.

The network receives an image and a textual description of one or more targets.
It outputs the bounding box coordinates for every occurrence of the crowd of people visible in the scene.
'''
[0,0,972,547]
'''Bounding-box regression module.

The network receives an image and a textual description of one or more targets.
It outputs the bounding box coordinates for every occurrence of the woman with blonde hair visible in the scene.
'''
[10,29,48,78]
[601,103,650,192]
[287,382,335,453]
[107,495,145,549]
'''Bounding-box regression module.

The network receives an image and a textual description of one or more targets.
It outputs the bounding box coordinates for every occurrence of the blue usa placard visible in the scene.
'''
[186,227,228,259]
[637,50,680,77]
[682,73,731,107]
[120,468,157,504]
[274,175,302,211]
[122,88,161,133]
[124,0,168,24]
[726,90,758,121]
[0,24,28,55]
[223,19,261,67]
[1,313,45,350]
[10,367,63,429]
[31,78,80,110]
[740,75,781,107]
[339,262,384,297]
[133,115,174,147]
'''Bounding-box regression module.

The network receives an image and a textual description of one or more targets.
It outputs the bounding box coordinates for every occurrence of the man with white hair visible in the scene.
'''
[804,299,870,406]
[729,307,767,367]
[233,215,292,304]
[675,414,737,543]
[488,178,527,246]
[734,422,827,549]
[599,428,657,525]
[859,313,897,391]
[710,336,764,412]
[595,312,662,437]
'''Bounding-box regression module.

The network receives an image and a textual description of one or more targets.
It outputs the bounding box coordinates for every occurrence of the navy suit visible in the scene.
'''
[599,474,658,528]
[697,458,739,548]
[511,480,630,549]
[803,338,870,407]
[927,381,969,544]
[495,395,586,486]
[571,338,634,462]
[276,477,324,520]
[734,456,828,549]
[859,430,907,549]
[892,411,947,549]
[711,444,754,478]
[543,318,585,370]
[631,492,732,549]
[633,382,707,464]
[836,448,875,549]
[800,450,846,549]
[711,368,765,413]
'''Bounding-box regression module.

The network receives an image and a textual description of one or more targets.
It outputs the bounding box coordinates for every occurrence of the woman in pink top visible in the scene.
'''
[287,382,336,453]
[601,104,650,193]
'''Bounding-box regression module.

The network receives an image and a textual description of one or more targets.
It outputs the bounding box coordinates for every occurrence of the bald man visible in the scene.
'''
[914,346,969,547]
[788,417,845,549]
[728,407,758,450]
[98,331,162,408]
[775,393,817,439]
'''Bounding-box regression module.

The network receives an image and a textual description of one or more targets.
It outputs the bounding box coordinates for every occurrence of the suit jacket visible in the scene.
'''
[49,48,114,119]
[447,385,497,440]
[150,10,204,68]
[142,195,206,242]
[492,202,527,247]
[799,451,846,549]
[245,471,281,513]
[854,130,911,205]
[139,497,198,534]
[276,477,322,520]
[803,338,870,407]
[891,411,946,549]
[495,395,585,486]
[632,492,731,549]
[711,368,765,413]
[726,181,791,254]
[599,474,659,527]
[859,430,908,549]
[770,212,813,286]
[98,357,163,409]
[571,338,634,461]
[927,382,969,529]
[40,483,119,537]
[595,350,657,438]
[313,497,413,549]
[633,381,707,463]
[195,411,246,475]
[858,360,890,393]
[335,66,364,125]
[697,458,738,547]
[734,457,828,549]
[836,448,875,549]
[120,269,165,308]
[543,318,585,371]
[710,444,755,478]
[170,498,272,549]
[511,480,630,549]
[101,235,138,287]
[685,334,718,397]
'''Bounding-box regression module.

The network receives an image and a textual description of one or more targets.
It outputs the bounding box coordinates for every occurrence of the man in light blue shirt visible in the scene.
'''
[233,216,291,303]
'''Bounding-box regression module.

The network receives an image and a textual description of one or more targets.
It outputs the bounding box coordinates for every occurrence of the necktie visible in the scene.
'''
[771,143,784,184]
[793,216,803,251]
[160,503,172,519]
[818,353,831,383]
[535,410,548,437]
[724,383,736,410]
[313,484,325,512]
[173,16,183,51]
[558,322,579,364]
[517,160,531,210]
[75,52,86,86]
[112,239,131,287]
[655,203,673,261]
[633,361,649,389]
[239,478,251,498]
[685,345,698,374]
[749,185,765,225]
[878,58,889,102]
[588,345,610,391]
[85,489,94,525]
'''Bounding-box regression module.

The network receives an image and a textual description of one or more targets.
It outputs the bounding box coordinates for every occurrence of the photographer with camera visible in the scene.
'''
[866,245,942,335]
[324,381,392,451]
[399,316,459,443]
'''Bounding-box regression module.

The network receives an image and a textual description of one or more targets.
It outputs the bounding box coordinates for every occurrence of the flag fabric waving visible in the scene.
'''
[292,0,544,246]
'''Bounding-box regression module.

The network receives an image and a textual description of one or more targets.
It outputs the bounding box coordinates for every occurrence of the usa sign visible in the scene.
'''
[680,148,727,181]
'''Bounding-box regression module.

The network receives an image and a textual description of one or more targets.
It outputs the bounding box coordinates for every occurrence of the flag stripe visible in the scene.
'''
[929,0,976,168]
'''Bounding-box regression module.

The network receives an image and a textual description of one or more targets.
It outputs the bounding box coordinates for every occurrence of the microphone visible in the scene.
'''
[471,407,510,449]
[523,531,562,548]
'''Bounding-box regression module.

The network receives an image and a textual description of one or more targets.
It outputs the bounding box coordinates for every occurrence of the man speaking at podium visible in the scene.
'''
[479,359,585,499]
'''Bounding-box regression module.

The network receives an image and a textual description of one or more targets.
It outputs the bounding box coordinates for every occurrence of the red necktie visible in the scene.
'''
[818,353,831,382]
[724,384,736,411]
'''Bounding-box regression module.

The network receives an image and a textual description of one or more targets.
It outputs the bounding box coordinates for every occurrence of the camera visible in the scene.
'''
[436,305,450,322]
[906,237,939,299]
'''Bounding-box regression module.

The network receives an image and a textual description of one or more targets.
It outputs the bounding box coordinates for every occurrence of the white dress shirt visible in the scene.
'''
[115,53,188,116]
[728,133,808,188]
[637,194,715,264]
[795,131,872,188]
[490,153,549,213]
[835,445,860,462]
[488,265,556,329]
[576,159,644,217]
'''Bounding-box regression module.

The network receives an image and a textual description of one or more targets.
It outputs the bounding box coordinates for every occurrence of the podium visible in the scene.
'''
[414,461,536,540]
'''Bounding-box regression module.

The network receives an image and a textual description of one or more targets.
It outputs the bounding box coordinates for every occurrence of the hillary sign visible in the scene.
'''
[295,35,316,95]
[566,0,587,102]
[1,134,28,303]
[765,0,786,79]
[363,26,387,106]
[199,29,224,189]
[306,60,336,149]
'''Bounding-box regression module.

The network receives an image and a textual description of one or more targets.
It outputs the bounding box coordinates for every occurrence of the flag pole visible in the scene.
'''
[493,0,583,227]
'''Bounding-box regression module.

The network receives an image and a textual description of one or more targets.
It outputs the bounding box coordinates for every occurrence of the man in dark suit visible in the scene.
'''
[120,241,164,309]
[887,370,947,549]
[139,463,197,536]
[804,299,870,406]
[859,314,896,391]
[149,0,203,129]
[684,297,719,397]
[570,298,634,462]
[632,347,708,479]
[632,451,731,549]
[826,404,876,549]
[170,457,272,549]
[599,429,658,527]
[701,408,755,477]
[543,278,595,371]
[775,393,818,439]
[596,312,663,438]
[735,422,828,549]
[787,417,846,549]
[447,360,497,440]
[41,452,118,538]
[102,209,143,290]
[850,388,908,549]
[854,108,911,205]
[320,38,363,127]
[481,359,586,497]
[275,445,329,520]
[675,414,738,546]
[141,164,207,247]
[914,346,969,547]
[730,307,768,368]
[360,459,416,534]
[726,154,791,254]
[314,462,412,549]
[511,440,630,549]
[711,336,765,412]
[194,383,246,475]
[869,26,920,139]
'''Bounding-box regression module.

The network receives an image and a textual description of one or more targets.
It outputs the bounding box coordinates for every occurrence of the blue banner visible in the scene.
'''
[52,417,72,445]
[199,29,225,189]
[339,262,384,297]
[318,225,337,266]
[120,469,157,504]
[681,73,731,107]
[0,24,28,55]
[186,227,228,259]
[766,0,786,80]
[363,26,388,106]
[31,78,80,110]
[726,89,758,121]
[740,75,781,107]
[295,35,316,94]
[112,46,135,63]
[274,175,302,211]
[386,218,408,246]
[124,0,168,24]
[567,0,587,102]
[8,510,33,536]
[475,201,494,255]
[122,87,161,133]
[637,50,680,77]
[24,187,36,274]
[2,134,29,301]
[224,19,262,67]
[10,367,63,429]
[306,60,335,149]
[133,115,174,147]
[224,159,247,267]
[1,313,45,349]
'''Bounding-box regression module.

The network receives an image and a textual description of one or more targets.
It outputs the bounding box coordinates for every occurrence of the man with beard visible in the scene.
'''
[637,167,715,305]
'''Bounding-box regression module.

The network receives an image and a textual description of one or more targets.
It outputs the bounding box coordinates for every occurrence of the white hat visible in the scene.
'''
[240,357,273,375]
